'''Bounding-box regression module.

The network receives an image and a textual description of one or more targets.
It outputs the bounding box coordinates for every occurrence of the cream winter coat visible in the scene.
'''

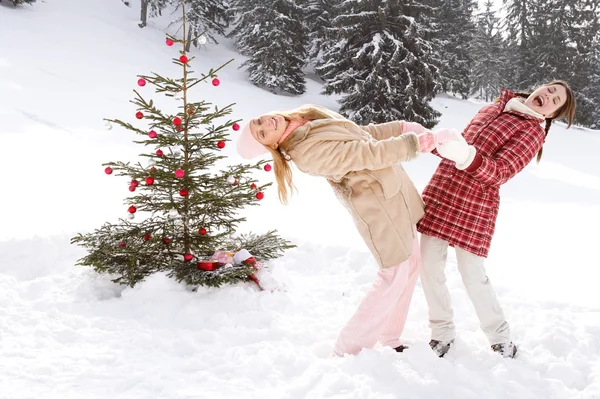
[283,106,425,267]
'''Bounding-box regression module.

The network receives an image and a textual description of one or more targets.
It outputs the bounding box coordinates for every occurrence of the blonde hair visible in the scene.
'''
[265,105,333,204]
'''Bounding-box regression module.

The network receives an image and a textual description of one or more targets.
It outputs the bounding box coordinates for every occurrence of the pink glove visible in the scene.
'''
[433,128,462,145]
[402,121,426,135]
[418,131,436,153]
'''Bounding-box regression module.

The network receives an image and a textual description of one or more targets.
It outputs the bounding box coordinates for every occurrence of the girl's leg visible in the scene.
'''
[379,233,421,348]
[332,260,412,356]
[420,234,455,342]
[454,247,510,345]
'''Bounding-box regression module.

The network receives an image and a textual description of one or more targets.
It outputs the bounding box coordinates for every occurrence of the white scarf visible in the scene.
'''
[503,97,545,122]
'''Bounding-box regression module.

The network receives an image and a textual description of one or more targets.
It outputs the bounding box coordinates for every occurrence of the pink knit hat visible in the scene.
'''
[236,121,269,160]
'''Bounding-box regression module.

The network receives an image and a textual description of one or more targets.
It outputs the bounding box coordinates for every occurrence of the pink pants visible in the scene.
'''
[332,233,421,356]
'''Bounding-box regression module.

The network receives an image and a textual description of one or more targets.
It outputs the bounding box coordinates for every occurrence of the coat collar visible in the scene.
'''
[282,108,353,152]
[498,89,545,122]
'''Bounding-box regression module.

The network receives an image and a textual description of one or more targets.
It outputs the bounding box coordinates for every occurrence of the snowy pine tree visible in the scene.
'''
[172,0,232,50]
[435,0,476,99]
[528,0,575,84]
[306,0,341,66]
[502,0,537,88]
[229,0,308,95]
[5,0,36,5]
[139,0,171,28]
[566,0,600,126]
[470,0,506,101]
[317,0,439,126]
[227,0,260,57]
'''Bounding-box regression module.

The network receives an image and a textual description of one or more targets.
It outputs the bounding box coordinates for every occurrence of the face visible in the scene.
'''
[525,84,567,118]
[249,114,289,148]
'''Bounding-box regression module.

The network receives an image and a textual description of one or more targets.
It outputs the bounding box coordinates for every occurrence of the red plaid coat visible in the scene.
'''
[417,90,546,257]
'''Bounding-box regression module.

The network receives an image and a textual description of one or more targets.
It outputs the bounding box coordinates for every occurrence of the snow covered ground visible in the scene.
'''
[1,1,600,398]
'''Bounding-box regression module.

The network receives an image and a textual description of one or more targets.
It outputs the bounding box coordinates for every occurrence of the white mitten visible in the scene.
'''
[436,132,477,169]
[433,128,462,145]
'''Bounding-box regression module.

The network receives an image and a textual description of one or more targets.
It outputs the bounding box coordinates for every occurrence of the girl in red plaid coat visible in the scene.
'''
[417,81,576,358]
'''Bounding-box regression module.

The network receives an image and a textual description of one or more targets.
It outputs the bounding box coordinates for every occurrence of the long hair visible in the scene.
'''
[265,105,334,204]
[509,80,576,163]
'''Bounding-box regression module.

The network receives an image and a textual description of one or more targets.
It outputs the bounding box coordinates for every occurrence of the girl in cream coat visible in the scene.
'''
[236,105,451,356]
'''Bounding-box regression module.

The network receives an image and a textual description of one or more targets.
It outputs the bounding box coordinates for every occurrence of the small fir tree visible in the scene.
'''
[171,0,232,51]
[72,1,293,288]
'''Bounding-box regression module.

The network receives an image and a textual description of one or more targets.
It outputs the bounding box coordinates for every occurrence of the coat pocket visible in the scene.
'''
[364,166,403,200]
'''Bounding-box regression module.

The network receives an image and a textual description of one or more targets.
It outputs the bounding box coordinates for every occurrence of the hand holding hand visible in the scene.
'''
[417,131,436,153]
[435,129,477,169]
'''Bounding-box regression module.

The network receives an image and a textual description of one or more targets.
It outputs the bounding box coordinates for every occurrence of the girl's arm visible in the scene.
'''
[439,125,545,186]
[292,134,420,177]
[464,128,544,186]
[361,121,425,141]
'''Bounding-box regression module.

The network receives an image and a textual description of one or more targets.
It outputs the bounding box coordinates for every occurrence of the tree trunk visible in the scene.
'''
[139,0,148,28]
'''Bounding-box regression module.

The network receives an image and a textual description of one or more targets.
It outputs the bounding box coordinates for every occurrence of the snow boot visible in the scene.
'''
[429,339,454,358]
[491,342,518,358]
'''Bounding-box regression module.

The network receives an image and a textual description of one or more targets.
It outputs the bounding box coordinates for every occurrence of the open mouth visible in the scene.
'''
[534,95,544,107]
[271,118,277,130]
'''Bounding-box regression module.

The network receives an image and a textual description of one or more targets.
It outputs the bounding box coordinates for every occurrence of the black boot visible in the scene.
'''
[429,339,454,358]
[393,344,409,353]
[491,342,518,358]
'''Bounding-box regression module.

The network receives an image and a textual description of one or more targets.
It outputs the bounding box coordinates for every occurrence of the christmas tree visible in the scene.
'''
[72,1,293,288]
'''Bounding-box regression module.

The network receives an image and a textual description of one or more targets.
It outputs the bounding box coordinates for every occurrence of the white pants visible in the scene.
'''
[420,234,510,345]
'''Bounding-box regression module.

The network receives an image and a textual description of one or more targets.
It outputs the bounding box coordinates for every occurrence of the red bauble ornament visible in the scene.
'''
[217,140,225,149]
[130,179,139,187]
[156,149,164,157]
[179,189,188,197]
[173,117,182,126]
[251,183,257,190]
[184,253,194,262]
[175,169,185,178]
[129,186,136,192]
[264,163,272,172]
[256,192,264,200]
[234,179,238,185]
[137,78,146,87]
[187,107,195,115]
[197,261,220,271]
[166,38,174,46]
[135,111,144,119]
[119,242,126,247]
[199,228,207,235]
[104,167,113,175]
[176,127,183,132]
[179,55,189,64]
[212,78,220,86]
[148,130,157,139]
[128,205,137,213]
[232,123,240,131]
[145,176,154,185]
[143,234,152,241]
[163,237,171,245]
